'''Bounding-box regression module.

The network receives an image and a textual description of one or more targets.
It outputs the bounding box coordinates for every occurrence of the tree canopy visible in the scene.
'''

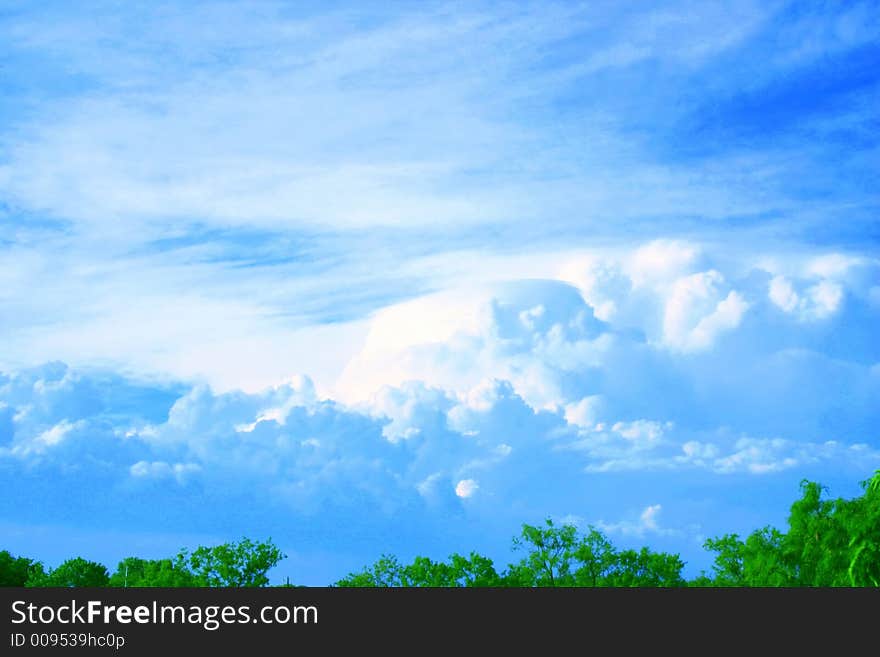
[699,471,880,587]
[26,557,109,587]
[337,519,686,587]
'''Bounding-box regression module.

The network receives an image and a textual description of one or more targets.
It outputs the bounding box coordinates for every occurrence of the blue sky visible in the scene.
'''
[1,1,878,584]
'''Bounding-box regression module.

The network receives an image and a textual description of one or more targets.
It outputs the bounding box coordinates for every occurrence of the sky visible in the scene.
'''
[1,0,878,584]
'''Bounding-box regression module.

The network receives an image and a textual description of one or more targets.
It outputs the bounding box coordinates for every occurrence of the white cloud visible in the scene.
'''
[36,420,75,447]
[367,382,452,442]
[0,355,878,555]
[628,240,704,290]
[455,478,479,498]
[690,290,749,349]
[6,419,85,457]
[564,396,604,429]
[769,275,843,321]
[416,472,444,497]
[335,279,607,409]
[806,253,865,280]
[711,437,880,475]
[0,5,582,234]
[769,275,799,313]
[583,430,880,475]
[712,439,795,474]
[662,271,748,351]
[130,460,201,483]
[640,504,662,531]
[611,420,670,449]
[598,504,671,537]
[806,280,843,319]
[557,255,631,321]
[681,440,720,460]
[1,240,878,521]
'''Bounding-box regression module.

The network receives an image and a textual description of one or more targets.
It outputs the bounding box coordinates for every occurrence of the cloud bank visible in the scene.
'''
[2,241,878,581]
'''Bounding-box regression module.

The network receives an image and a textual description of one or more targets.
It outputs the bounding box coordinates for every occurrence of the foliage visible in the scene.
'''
[336,552,503,587]
[701,535,744,586]
[447,552,503,587]
[109,557,198,587]
[507,519,580,586]
[175,538,285,587]
[847,469,880,586]
[0,550,45,586]
[603,548,686,587]
[27,557,109,587]
[338,520,685,587]
[700,475,880,587]
[505,519,685,587]
[336,554,406,587]
[11,538,284,588]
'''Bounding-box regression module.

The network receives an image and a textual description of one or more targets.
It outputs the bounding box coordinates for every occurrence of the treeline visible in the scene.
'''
[0,538,286,588]
[3,472,878,587]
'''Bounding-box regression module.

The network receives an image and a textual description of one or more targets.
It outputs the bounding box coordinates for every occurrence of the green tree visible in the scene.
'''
[403,556,457,587]
[783,481,849,585]
[698,475,880,587]
[505,519,686,587]
[448,552,502,587]
[702,535,745,586]
[847,469,880,586]
[614,548,686,587]
[702,526,795,586]
[28,557,109,587]
[337,552,502,587]
[745,527,792,586]
[508,519,580,586]
[109,557,197,587]
[0,551,45,587]
[335,554,406,587]
[572,528,618,586]
[176,538,285,587]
